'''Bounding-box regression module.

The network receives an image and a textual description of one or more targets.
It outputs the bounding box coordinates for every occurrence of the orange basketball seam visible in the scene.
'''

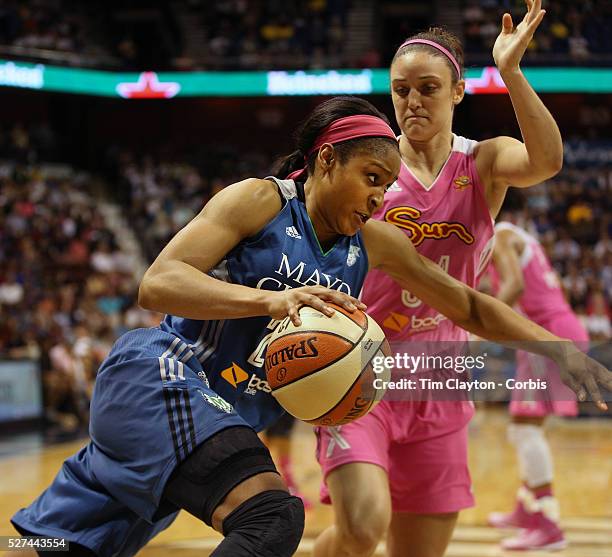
[305,364,377,424]
[330,305,368,331]
[268,328,347,343]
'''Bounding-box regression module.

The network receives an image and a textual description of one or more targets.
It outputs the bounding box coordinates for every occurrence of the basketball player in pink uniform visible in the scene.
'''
[314,2,569,556]
[486,218,589,551]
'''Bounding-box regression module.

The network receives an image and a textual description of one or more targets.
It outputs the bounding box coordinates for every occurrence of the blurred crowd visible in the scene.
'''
[512,162,611,340]
[113,146,269,261]
[0,121,61,164]
[0,0,114,67]
[0,164,159,433]
[464,0,612,64]
[0,0,86,53]
[2,0,612,70]
[0,0,351,70]
[178,0,352,70]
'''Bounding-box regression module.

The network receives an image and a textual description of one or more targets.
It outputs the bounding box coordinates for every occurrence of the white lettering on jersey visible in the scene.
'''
[255,253,352,294]
[244,373,272,395]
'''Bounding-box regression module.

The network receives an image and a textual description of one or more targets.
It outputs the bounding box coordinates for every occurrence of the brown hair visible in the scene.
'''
[392,27,464,84]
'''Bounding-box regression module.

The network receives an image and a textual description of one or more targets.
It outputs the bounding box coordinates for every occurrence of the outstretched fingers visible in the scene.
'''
[525,8,546,34]
[585,375,606,411]
[502,12,514,33]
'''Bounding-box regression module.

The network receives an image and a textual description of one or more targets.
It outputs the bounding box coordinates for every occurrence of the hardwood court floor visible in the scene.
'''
[1,407,610,556]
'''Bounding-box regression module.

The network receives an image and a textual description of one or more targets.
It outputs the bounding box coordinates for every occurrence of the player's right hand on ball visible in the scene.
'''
[266,286,367,326]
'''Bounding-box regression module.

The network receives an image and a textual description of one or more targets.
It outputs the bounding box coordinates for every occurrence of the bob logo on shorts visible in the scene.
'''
[265,337,319,368]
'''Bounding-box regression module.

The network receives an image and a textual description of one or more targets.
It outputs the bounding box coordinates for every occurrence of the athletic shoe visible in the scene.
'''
[501,496,567,551]
[488,487,539,529]
[501,520,567,551]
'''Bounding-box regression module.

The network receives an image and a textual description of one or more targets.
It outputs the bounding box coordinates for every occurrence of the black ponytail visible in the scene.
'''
[274,149,306,180]
[272,96,397,179]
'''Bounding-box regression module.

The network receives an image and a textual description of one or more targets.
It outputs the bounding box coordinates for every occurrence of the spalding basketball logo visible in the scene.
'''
[341,397,371,423]
[276,367,287,383]
[265,336,319,368]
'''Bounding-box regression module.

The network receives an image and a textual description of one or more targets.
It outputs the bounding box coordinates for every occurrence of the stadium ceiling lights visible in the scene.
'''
[1,60,611,97]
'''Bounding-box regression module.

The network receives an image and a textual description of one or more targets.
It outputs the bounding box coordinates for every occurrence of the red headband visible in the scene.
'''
[397,39,461,79]
[287,115,396,181]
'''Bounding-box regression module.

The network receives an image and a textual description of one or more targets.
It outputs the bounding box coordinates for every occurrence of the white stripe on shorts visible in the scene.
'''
[158,357,167,382]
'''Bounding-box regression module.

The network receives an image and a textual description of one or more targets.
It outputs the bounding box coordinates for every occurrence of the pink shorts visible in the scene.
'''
[315,399,475,513]
[510,314,589,418]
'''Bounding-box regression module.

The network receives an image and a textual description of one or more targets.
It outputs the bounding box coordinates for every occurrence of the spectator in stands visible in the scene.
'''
[463,0,612,65]
[583,290,611,340]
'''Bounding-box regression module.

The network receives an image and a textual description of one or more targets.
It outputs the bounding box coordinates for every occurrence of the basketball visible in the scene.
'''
[264,303,391,426]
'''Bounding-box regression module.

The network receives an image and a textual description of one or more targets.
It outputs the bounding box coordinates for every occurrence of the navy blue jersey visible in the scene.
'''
[160,177,369,431]
[12,177,370,556]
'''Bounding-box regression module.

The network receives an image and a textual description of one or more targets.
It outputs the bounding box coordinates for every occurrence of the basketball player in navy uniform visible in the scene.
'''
[10,97,611,557]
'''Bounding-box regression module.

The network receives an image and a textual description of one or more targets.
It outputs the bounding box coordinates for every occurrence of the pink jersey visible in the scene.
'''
[362,134,494,341]
[493,222,575,324]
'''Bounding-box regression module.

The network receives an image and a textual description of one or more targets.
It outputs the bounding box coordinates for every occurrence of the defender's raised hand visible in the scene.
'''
[493,0,546,73]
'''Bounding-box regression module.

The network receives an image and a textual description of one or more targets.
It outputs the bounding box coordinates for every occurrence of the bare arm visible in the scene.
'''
[138,178,281,320]
[363,220,554,343]
[362,219,612,408]
[492,229,525,306]
[479,0,563,214]
[138,178,363,324]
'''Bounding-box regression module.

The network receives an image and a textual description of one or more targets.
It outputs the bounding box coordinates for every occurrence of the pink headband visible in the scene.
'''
[287,115,396,181]
[398,39,461,78]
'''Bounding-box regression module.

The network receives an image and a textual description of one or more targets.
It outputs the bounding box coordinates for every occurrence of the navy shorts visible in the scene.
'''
[12,328,250,557]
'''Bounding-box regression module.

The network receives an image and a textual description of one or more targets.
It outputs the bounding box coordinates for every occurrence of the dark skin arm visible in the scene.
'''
[362,219,611,410]
[138,178,365,326]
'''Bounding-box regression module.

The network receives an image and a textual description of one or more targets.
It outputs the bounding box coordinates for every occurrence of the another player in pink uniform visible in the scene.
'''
[486,219,589,551]
[314,2,569,556]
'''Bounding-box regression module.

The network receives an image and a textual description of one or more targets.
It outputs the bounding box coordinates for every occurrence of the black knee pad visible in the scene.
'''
[162,426,278,525]
[213,490,304,557]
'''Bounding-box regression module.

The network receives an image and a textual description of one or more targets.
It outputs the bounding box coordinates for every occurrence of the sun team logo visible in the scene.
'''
[453,175,472,190]
[385,206,474,247]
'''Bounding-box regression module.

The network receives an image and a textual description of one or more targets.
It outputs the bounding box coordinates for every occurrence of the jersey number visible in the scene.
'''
[401,255,450,308]
[247,318,289,367]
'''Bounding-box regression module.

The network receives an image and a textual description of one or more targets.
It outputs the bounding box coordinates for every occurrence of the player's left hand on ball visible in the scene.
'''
[557,347,612,411]
[267,286,366,327]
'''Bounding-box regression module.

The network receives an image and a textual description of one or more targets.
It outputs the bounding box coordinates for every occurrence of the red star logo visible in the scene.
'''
[116,72,181,99]
[465,67,508,95]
